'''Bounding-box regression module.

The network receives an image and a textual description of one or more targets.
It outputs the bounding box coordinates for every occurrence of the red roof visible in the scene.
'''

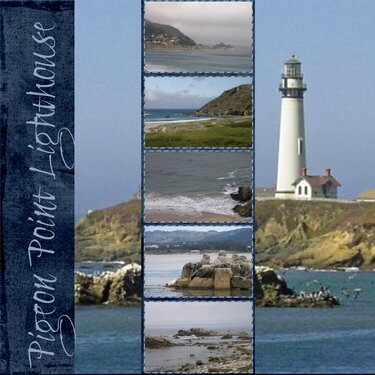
[293,175,342,188]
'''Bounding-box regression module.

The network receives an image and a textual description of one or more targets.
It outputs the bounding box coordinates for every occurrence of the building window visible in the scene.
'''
[298,138,304,155]
[298,186,302,195]
[304,186,308,195]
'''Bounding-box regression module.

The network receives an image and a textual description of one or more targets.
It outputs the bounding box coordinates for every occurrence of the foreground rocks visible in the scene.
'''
[179,343,252,373]
[255,266,340,308]
[231,187,252,218]
[146,329,252,373]
[167,252,252,294]
[75,264,141,305]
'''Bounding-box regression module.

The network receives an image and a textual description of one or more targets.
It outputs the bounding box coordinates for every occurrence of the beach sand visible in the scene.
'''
[144,210,251,223]
[145,116,249,132]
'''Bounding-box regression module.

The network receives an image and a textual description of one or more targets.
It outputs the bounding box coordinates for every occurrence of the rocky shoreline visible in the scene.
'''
[145,328,252,373]
[255,266,340,308]
[75,264,141,305]
[166,251,252,296]
[231,186,252,218]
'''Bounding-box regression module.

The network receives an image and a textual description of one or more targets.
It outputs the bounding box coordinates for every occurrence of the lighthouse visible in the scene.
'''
[275,55,307,199]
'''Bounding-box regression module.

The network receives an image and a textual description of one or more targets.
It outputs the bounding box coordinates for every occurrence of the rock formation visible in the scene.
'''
[166,252,252,293]
[75,264,141,305]
[255,200,375,269]
[231,186,252,218]
[145,336,182,349]
[175,328,218,337]
[255,266,339,307]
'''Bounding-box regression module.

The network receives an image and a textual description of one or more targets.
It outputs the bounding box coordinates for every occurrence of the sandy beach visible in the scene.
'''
[145,116,250,132]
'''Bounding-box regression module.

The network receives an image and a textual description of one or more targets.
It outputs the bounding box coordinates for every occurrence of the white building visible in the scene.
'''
[275,55,341,200]
[275,55,307,199]
[293,168,341,200]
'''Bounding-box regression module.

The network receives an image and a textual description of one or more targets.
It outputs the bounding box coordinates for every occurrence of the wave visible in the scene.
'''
[145,194,237,217]
[222,183,239,196]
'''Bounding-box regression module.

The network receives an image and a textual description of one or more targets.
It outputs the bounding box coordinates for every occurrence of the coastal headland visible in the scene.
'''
[255,199,375,270]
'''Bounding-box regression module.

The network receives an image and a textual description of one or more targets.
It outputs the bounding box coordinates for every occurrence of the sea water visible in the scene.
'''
[145,47,252,73]
[144,108,201,123]
[145,152,252,218]
[75,306,142,374]
[256,270,375,374]
[145,252,252,298]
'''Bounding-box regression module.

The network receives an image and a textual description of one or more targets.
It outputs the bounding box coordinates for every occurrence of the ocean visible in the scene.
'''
[256,270,375,374]
[145,152,253,220]
[145,47,252,73]
[144,108,204,124]
[75,306,142,374]
[145,252,252,298]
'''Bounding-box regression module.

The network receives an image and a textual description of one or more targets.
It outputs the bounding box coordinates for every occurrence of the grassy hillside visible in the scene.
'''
[145,116,251,148]
[75,199,141,263]
[255,200,375,269]
[196,84,252,116]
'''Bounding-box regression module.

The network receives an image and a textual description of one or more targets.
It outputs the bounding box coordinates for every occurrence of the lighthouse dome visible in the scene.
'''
[285,54,301,64]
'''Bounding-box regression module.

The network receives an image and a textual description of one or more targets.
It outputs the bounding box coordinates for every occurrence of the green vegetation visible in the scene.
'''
[75,199,141,263]
[145,117,252,147]
[196,84,252,116]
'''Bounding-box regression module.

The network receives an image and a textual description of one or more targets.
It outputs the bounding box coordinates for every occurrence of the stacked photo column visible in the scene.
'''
[142,1,254,373]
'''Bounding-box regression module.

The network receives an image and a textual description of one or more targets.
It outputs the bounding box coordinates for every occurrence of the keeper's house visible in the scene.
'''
[292,168,341,200]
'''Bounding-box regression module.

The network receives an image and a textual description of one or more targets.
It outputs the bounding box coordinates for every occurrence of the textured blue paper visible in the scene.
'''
[0,1,74,373]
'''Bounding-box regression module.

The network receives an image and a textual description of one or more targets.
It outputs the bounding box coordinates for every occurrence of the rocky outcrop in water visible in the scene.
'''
[167,252,252,293]
[255,266,340,308]
[75,264,141,305]
[145,336,182,349]
[175,328,218,337]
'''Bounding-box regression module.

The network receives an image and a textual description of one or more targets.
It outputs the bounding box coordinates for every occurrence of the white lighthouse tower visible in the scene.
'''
[275,55,307,199]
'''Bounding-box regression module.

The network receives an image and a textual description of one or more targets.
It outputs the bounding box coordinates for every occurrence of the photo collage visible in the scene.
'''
[143,0,254,372]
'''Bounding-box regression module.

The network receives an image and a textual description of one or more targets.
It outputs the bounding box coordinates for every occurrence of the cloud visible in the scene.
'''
[146,2,252,45]
[145,88,214,109]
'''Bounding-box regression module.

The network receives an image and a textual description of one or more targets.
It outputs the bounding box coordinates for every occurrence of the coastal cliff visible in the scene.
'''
[75,198,141,263]
[255,200,375,270]
[145,19,196,48]
[196,84,252,117]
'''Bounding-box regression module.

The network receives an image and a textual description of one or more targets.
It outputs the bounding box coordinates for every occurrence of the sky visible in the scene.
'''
[145,225,252,233]
[75,0,141,219]
[145,1,252,46]
[255,0,375,199]
[145,76,251,109]
[145,301,253,330]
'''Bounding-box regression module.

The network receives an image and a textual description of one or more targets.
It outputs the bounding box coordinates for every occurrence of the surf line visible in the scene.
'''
[25,21,75,368]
